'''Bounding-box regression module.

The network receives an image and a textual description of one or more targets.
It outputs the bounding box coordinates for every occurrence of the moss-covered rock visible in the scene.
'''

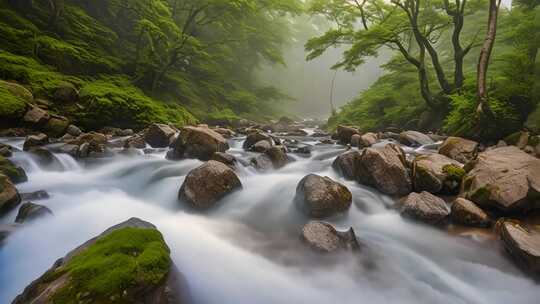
[13,218,187,304]
[0,156,27,184]
[412,154,464,194]
[0,80,30,125]
[0,174,21,215]
[43,115,70,137]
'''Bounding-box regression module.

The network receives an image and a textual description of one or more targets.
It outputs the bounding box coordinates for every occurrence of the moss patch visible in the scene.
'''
[50,227,171,303]
[442,164,466,183]
[75,77,197,130]
[0,156,27,184]
[0,80,28,120]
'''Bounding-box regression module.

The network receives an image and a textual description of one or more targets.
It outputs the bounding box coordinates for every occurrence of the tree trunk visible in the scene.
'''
[452,13,466,90]
[476,0,501,117]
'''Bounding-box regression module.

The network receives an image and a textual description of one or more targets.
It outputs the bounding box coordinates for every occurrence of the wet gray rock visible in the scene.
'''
[450,198,491,227]
[20,190,49,201]
[461,146,540,212]
[499,220,540,277]
[295,174,352,218]
[179,160,242,209]
[399,131,434,147]
[0,174,21,216]
[15,202,53,223]
[252,140,272,152]
[400,191,450,225]
[23,133,48,151]
[145,123,176,148]
[301,221,360,253]
[66,124,82,137]
[243,131,272,150]
[332,150,361,180]
[438,136,479,164]
[356,144,412,196]
[210,152,237,168]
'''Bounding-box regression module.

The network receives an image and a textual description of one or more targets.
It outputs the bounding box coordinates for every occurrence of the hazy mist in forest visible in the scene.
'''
[259,40,391,119]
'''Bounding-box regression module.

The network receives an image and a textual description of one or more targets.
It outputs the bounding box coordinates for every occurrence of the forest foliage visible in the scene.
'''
[309,0,539,140]
[0,0,302,129]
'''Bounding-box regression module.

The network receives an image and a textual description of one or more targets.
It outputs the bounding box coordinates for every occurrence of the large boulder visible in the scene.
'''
[450,198,491,227]
[352,132,378,148]
[23,105,50,126]
[438,136,479,164]
[43,115,70,137]
[301,221,360,253]
[265,146,289,169]
[179,160,242,209]
[412,153,464,194]
[399,131,434,147]
[12,218,188,304]
[144,123,176,148]
[332,151,361,180]
[499,220,540,276]
[400,191,450,225]
[53,82,79,103]
[0,174,21,215]
[0,156,27,184]
[15,202,53,223]
[172,126,229,161]
[336,125,360,144]
[243,131,272,150]
[461,146,540,212]
[23,133,49,151]
[251,140,272,152]
[356,144,412,196]
[210,152,237,168]
[295,174,352,218]
[0,143,13,157]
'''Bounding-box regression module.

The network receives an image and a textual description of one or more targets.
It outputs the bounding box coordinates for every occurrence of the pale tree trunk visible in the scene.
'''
[476,0,501,118]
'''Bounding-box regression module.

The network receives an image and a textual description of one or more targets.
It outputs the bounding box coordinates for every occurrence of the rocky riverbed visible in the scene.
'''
[1,120,540,303]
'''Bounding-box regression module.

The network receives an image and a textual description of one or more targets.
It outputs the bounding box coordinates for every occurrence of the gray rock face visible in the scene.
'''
[23,133,48,151]
[301,221,360,253]
[499,221,540,276]
[243,131,272,150]
[412,153,464,194]
[145,123,176,148]
[461,146,540,212]
[336,125,360,144]
[450,198,490,227]
[295,174,352,218]
[400,191,450,225]
[179,160,242,209]
[356,144,412,196]
[252,140,272,152]
[12,217,189,304]
[23,105,50,126]
[210,152,237,168]
[0,174,21,215]
[438,136,479,164]
[399,131,434,147]
[15,202,53,223]
[332,151,361,180]
[172,126,229,160]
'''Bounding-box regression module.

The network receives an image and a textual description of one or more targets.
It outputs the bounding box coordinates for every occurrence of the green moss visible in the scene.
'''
[470,186,492,205]
[76,77,197,129]
[0,81,28,120]
[0,50,82,97]
[44,117,70,137]
[442,164,466,182]
[0,156,27,184]
[51,227,171,303]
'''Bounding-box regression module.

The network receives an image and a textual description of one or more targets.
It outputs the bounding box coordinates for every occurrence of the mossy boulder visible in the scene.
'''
[43,115,70,137]
[0,80,30,125]
[0,155,27,184]
[13,218,188,304]
[461,146,540,212]
[412,154,464,194]
[53,81,79,103]
[0,174,21,215]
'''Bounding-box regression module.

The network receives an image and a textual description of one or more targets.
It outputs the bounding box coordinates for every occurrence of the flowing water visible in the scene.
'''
[1,132,539,304]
